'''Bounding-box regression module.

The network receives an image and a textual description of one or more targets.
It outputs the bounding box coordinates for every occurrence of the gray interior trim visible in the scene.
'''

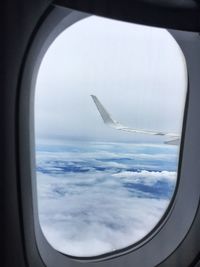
[18,5,200,267]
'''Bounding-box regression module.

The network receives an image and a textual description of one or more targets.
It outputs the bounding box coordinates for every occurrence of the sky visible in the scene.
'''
[34,15,187,144]
[34,16,183,256]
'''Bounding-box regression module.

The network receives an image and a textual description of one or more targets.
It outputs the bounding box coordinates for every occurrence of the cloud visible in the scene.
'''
[38,169,170,256]
[36,141,178,256]
[113,170,177,185]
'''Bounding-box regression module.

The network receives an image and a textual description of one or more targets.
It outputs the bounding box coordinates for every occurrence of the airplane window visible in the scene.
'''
[34,16,187,257]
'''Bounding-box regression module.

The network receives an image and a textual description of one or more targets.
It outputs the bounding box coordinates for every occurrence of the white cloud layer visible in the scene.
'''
[36,141,178,256]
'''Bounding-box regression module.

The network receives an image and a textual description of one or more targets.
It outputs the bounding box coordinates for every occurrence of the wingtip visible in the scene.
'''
[91,95,98,102]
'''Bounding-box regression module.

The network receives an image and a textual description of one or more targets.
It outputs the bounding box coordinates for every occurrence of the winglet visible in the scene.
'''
[91,95,118,126]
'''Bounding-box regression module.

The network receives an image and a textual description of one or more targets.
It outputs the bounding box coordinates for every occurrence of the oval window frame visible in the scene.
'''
[18,5,200,267]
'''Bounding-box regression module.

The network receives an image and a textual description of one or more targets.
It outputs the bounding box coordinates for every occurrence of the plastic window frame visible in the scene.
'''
[18,5,200,267]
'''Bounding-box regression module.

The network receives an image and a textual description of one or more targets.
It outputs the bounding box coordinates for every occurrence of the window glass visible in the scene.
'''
[35,16,187,257]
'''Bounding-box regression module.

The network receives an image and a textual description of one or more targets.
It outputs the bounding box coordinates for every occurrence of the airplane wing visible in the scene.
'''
[91,95,180,143]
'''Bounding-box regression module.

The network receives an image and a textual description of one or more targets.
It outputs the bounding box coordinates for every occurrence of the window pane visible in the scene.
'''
[35,16,187,257]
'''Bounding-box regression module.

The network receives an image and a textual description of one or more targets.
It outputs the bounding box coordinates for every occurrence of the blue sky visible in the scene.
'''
[35,16,187,144]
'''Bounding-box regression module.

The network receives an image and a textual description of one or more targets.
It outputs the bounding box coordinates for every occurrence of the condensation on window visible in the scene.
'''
[34,16,187,257]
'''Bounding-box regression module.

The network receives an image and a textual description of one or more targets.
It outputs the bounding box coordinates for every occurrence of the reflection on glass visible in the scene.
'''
[35,16,187,257]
